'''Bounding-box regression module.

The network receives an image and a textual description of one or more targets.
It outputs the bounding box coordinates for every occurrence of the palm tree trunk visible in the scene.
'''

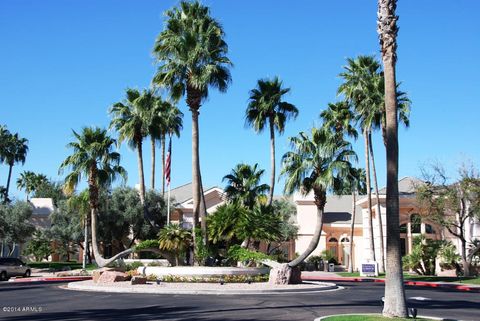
[378,0,407,317]
[289,190,326,267]
[151,137,156,190]
[198,170,208,248]
[190,107,201,263]
[161,134,166,196]
[88,173,132,268]
[348,191,356,273]
[136,138,153,227]
[136,139,146,205]
[364,130,376,261]
[369,132,385,273]
[268,120,275,205]
[4,164,13,204]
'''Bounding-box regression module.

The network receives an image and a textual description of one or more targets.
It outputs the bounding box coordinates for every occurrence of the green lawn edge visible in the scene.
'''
[335,272,480,285]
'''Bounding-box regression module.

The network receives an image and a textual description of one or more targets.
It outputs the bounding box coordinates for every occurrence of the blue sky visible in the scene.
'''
[1,0,479,200]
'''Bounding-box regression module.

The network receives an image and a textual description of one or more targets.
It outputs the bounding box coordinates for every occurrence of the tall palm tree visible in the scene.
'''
[338,56,380,265]
[16,171,48,200]
[337,167,367,273]
[159,100,183,195]
[110,88,154,226]
[59,127,128,267]
[152,0,232,247]
[144,95,163,191]
[378,0,408,317]
[281,128,357,274]
[246,77,299,205]
[2,133,28,203]
[320,101,358,140]
[223,163,270,209]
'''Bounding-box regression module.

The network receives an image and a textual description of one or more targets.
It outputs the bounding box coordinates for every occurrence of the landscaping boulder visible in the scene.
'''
[130,276,147,285]
[268,263,302,285]
[97,271,127,283]
[92,267,126,283]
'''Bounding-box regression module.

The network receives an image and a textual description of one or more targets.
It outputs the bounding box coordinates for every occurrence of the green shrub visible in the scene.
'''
[134,239,160,251]
[158,274,268,283]
[403,235,443,275]
[125,261,144,271]
[438,242,461,270]
[321,250,338,265]
[227,245,270,265]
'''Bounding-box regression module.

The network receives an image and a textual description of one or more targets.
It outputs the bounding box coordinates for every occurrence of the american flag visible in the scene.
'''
[165,137,172,186]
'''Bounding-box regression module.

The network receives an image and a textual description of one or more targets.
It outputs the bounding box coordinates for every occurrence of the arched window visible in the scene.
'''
[399,224,407,234]
[328,237,338,243]
[340,237,350,243]
[425,224,435,234]
[411,214,421,233]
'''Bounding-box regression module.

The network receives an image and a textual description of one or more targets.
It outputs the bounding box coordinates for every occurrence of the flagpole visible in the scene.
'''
[166,134,172,225]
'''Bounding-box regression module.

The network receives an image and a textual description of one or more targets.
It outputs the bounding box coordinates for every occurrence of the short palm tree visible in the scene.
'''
[378,0,408,316]
[281,128,357,270]
[152,0,232,246]
[59,127,127,267]
[223,163,270,209]
[158,223,192,266]
[2,133,28,203]
[110,88,153,226]
[16,171,48,200]
[246,77,298,205]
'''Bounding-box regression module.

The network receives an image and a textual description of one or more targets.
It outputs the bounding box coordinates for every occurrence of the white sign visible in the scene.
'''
[360,261,379,277]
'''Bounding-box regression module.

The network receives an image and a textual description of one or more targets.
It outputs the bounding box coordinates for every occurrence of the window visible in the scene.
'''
[400,224,407,234]
[328,238,338,243]
[340,237,350,243]
[425,224,435,234]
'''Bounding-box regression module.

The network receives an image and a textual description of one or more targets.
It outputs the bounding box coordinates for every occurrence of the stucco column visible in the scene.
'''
[407,221,412,254]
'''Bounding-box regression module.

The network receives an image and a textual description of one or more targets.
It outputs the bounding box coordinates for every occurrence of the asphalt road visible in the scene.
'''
[0,281,479,321]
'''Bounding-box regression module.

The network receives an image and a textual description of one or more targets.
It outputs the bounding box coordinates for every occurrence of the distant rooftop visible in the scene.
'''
[29,198,55,216]
[378,176,425,195]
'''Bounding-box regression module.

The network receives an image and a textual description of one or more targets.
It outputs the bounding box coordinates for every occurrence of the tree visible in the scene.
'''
[246,77,299,205]
[33,180,66,207]
[223,163,270,209]
[269,198,299,255]
[152,0,233,249]
[158,224,192,266]
[1,133,28,203]
[320,101,357,140]
[59,127,128,267]
[0,201,35,256]
[417,164,480,276]
[377,0,408,316]
[23,231,52,262]
[153,99,183,195]
[0,125,11,185]
[16,171,49,200]
[338,56,382,267]
[279,128,356,283]
[110,88,154,226]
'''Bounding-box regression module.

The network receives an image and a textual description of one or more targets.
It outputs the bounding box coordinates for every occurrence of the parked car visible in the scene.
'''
[0,258,31,280]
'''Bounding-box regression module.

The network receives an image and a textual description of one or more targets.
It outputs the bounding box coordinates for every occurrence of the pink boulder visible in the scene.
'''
[97,271,127,283]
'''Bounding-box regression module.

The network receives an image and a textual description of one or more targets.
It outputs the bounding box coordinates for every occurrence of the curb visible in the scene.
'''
[301,276,480,293]
[66,280,340,295]
[8,276,92,283]
[314,313,462,321]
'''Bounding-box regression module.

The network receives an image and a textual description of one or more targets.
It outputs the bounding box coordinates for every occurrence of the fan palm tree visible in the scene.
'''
[159,100,183,195]
[16,171,48,200]
[158,223,192,266]
[110,88,154,226]
[281,128,357,273]
[338,56,380,265]
[59,127,127,267]
[378,0,408,316]
[246,77,299,205]
[320,101,357,140]
[152,1,232,246]
[337,167,367,273]
[223,163,270,209]
[2,133,28,203]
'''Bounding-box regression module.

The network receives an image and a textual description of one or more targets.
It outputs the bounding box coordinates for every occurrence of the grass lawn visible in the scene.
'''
[322,315,433,321]
[335,272,480,285]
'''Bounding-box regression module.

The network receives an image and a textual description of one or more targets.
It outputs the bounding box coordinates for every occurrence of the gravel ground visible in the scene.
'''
[67,280,338,294]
